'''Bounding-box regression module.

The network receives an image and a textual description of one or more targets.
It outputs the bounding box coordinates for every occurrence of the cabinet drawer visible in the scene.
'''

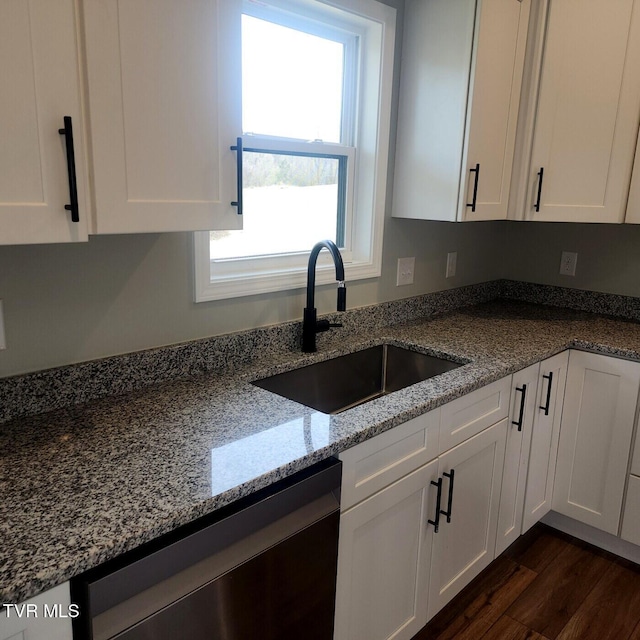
[621,475,640,546]
[339,410,440,511]
[439,377,511,453]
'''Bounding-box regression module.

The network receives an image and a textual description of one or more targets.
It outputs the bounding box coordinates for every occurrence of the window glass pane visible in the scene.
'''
[210,151,340,259]
[242,14,344,142]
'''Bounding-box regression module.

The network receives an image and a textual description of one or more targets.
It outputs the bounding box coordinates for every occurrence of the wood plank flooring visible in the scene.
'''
[412,524,640,640]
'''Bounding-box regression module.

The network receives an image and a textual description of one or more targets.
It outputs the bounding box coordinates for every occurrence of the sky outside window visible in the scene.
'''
[242,14,345,142]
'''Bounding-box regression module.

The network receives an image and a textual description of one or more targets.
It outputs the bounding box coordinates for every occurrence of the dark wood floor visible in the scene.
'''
[412,524,640,640]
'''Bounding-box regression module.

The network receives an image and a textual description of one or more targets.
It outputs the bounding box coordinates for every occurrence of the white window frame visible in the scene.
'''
[194,0,396,302]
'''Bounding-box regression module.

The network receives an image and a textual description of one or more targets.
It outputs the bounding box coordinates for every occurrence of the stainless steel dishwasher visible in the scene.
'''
[72,458,341,640]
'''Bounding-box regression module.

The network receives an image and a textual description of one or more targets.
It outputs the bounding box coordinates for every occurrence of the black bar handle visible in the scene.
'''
[534,167,544,212]
[512,384,527,432]
[440,469,455,523]
[428,477,443,533]
[540,372,553,416]
[230,136,243,215]
[466,163,480,212]
[58,116,79,223]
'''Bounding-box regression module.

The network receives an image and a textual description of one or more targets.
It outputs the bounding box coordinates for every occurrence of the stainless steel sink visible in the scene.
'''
[253,344,462,414]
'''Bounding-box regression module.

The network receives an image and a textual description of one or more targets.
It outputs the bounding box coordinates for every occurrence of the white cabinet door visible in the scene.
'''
[392,0,529,222]
[496,362,540,555]
[334,459,439,640]
[427,418,507,618]
[522,350,569,532]
[0,583,74,640]
[461,0,530,221]
[0,0,89,244]
[83,0,243,234]
[553,351,640,535]
[621,475,640,546]
[527,0,640,223]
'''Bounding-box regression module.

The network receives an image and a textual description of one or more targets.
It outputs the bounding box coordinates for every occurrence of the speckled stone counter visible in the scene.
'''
[3,295,640,604]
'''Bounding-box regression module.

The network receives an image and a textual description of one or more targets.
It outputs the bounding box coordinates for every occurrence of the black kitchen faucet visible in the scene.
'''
[302,240,347,352]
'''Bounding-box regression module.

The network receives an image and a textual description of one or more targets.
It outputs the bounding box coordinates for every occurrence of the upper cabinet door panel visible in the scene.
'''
[462,0,530,221]
[0,0,89,244]
[392,0,477,222]
[528,0,640,223]
[83,0,243,233]
[392,0,529,222]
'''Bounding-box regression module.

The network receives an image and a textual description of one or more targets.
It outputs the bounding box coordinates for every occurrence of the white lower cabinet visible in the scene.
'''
[495,351,570,556]
[427,418,507,618]
[553,351,640,535]
[522,351,569,532]
[621,406,640,545]
[335,378,510,639]
[621,475,640,546]
[495,362,540,555]
[0,583,74,640]
[333,459,439,640]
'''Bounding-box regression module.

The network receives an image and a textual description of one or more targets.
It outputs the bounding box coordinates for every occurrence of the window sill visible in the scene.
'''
[194,241,380,302]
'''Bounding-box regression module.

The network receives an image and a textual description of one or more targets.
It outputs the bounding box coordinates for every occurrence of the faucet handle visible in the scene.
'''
[316,319,343,333]
[337,281,347,312]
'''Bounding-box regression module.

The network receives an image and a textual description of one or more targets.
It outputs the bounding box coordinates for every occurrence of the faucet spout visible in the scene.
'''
[302,240,347,353]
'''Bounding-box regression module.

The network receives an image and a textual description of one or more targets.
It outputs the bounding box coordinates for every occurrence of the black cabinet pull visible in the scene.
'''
[230,136,243,215]
[440,469,455,523]
[466,163,480,212]
[512,384,527,431]
[534,167,544,212]
[58,116,79,223]
[428,477,443,533]
[540,371,553,416]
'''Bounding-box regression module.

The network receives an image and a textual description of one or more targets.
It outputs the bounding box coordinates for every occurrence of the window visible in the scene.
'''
[194,0,396,301]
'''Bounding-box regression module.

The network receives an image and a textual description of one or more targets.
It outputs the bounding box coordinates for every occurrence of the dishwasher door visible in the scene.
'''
[72,458,341,640]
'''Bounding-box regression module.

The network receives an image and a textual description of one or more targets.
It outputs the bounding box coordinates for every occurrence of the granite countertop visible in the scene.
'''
[3,298,640,604]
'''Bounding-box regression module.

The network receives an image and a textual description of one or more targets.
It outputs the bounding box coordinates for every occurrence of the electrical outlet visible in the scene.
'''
[0,300,5,350]
[559,251,578,276]
[446,252,457,278]
[396,257,415,286]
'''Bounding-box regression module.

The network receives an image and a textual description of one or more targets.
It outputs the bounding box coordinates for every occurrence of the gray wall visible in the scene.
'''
[502,222,640,298]
[3,213,640,379]
[0,221,503,378]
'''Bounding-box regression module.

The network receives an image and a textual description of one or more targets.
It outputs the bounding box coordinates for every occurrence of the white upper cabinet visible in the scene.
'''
[82,0,243,234]
[392,0,530,222]
[0,0,90,245]
[524,0,640,223]
[625,131,640,223]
